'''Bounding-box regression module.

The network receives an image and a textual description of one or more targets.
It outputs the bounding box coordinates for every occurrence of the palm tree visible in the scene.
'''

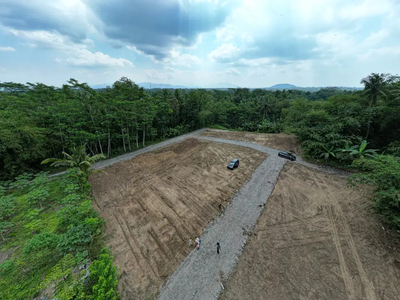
[42,145,106,174]
[360,73,392,139]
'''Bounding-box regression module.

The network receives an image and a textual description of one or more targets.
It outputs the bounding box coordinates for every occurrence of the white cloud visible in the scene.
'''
[360,46,400,61]
[8,29,90,50]
[0,46,15,51]
[232,57,272,67]
[145,69,173,80]
[219,68,242,76]
[64,49,134,68]
[160,50,201,67]
[0,0,98,42]
[216,24,235,42]
[8,28,132,69]
[208,43,240,63]
[126,45,145,55]
[127,46,201,67]
[339,0,394,20]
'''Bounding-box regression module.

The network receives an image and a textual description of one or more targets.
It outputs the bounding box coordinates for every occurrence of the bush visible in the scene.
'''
[0,195,16,221]
[27,188,50,209]
[87,248,119,300]
[351,155,400,230]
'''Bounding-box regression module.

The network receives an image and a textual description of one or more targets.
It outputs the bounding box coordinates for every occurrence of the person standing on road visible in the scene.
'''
[195,237,200,250]
[216,242,221,254]
[189,237,192,247]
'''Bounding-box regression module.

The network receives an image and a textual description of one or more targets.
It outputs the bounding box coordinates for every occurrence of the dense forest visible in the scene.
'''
[1,74,399,179]
[1,73,400,299]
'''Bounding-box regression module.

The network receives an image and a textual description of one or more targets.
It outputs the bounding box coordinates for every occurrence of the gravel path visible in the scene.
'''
[157,146,286,300]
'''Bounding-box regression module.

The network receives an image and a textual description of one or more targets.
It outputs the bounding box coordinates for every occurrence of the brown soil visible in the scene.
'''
[89,138,267,300]
[220,163,400,300]
[201,130,301,154]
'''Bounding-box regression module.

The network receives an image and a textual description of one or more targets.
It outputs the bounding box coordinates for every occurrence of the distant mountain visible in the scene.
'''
[91,83,111,89]
[138,82,192,89]
[204,82,239,89]
[267,84,362,92]
[269,83,298,90]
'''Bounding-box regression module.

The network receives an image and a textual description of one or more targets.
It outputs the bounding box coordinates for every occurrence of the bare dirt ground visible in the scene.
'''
[201,130,301,154]
[89,138,267,300]
[220,163,400,300]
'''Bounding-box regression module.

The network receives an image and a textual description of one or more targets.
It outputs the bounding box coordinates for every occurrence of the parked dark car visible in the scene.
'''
[278,151,296,161]
[227,158,239,170]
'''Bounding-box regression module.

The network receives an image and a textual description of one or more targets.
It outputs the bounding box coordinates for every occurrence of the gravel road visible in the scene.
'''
[157,145,285,300]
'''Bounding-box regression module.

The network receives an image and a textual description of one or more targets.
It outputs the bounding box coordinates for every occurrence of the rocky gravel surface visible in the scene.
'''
[157,146,286,300]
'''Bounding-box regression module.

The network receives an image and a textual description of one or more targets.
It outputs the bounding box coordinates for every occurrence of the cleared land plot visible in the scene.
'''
[89,138,267,300]
[201,130,300,154]
[220,163,400,300]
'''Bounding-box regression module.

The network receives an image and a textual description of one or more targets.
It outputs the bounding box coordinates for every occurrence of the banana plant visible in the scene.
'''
[319,145,336,160]
[344,140,378,158]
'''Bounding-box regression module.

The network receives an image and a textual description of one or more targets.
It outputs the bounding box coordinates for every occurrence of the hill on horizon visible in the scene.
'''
[90,81,361,91]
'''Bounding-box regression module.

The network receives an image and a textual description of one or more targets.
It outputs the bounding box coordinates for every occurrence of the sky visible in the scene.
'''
[0,0,399,88]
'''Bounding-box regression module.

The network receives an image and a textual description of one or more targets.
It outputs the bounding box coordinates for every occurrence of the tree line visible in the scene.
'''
[0,76,379,180]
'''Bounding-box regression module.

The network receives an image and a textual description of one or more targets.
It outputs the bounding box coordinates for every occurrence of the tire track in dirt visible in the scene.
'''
[313,169,377,300]
[327,206,356,300]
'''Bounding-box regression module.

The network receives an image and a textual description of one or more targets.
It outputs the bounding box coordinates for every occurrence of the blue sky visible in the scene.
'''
[0,0,399,87]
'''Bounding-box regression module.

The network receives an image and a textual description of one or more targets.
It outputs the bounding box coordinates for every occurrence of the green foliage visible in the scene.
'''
[0,221,14,241]
[351,155,400,231]
[26,187,50,209]
[0,195,16,220]
[61,193,83,205]
[40,254,83,300]
[87,248,119,300]
[58,224,93,255]
[388,141,400,157]
[8,173,33,190]
[0,168,115,300]
[344,140,379,159]
[42,145,106,174]
[23,232,60,259]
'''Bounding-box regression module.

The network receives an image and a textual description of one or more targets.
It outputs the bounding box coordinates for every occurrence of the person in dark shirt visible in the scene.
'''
[216,242,221,254]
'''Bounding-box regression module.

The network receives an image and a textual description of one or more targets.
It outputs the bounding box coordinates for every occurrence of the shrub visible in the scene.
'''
[351,155,400,230]
[27,188,50,209]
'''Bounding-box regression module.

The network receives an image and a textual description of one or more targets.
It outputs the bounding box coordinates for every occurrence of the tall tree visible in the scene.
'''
[360,73,392,139]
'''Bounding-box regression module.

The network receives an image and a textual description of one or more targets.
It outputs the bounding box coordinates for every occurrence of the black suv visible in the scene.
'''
[278,151,296,161]
[227,159,239,170]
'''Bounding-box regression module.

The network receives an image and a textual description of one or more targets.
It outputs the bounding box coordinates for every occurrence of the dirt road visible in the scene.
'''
[220,163,400,300]
[201,129,301,154]
[89,138,267,299]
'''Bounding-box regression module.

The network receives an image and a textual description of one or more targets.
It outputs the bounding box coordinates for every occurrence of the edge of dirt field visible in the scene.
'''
[218,162,400,300]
